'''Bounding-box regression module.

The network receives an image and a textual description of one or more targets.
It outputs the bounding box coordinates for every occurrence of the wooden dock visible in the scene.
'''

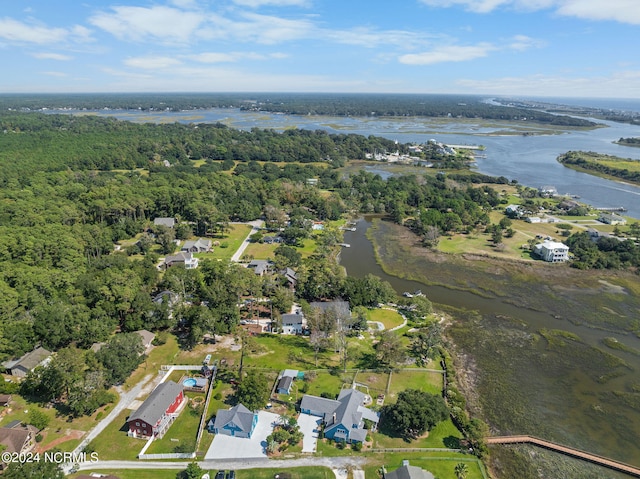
[487,435,640,477]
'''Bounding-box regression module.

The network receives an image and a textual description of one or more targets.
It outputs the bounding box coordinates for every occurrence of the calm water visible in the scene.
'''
[340,218,640,475]
[87,107,640,219]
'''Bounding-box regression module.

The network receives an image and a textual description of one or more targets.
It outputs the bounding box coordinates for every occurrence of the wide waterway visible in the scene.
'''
[341,218,640,478]
[81,107,640,219]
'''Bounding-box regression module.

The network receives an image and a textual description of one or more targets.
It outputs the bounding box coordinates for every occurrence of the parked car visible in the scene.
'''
[226,471,236,479]
[215,471,225,479]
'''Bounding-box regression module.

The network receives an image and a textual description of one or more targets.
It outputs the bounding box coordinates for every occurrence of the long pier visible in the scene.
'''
[487,435,640,477]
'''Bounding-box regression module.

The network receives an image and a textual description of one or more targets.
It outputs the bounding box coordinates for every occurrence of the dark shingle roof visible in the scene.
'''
[12,347,51,372]
[129,381,183,426]
[384,465,434,479]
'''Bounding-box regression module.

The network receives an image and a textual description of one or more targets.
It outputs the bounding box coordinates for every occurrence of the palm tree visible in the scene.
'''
[454,463,469,479]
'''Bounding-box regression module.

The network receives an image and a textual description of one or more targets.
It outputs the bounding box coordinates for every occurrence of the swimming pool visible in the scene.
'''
[183,378,197,387]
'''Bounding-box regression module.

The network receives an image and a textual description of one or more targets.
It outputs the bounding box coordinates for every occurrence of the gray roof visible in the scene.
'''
[154,217,175,228]
[135,329,155,347]
[282,369,298,379]
[384,465,435,479]
[300,395,339,416]
[247,260,271,275]
[277,376,293,392]
[182,238,212,251]
[129,381,183,425]
[213,403,255,433]
[9,347,51,372]
[165,252,194,264]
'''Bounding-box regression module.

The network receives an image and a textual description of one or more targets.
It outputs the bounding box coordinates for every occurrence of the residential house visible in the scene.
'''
[0,395,11,406]
[281,312,304,335]
[505,205,521,217]
[276,369,299,395]
[300,388,379,443]
[210,403,258,438]
[164,252,199,269]
[538,186,558,197]
[384,461,435,479]
[312,222,325,231]
[534,240,569,263]
[0,425,38,469]
[154,217,176,228]
[598,213,627,225]
[247,260,271,276]
[281,268,297,289]
[153,290,180,308]
[135,329,156,353]
[128,380,185,438]
[3,347,52,377]
[525,216,542,223]
[262,236,283,244]
[181,238,213,253]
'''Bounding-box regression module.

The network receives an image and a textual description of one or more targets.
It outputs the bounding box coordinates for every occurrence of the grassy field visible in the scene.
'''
[87,409,142,460]
[243,240,278,260]
[367,309,405,329]
[362,451,486,479]
[196,224,252,262]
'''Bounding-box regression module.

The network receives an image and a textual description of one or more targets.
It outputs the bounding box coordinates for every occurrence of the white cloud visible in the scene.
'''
[124,56,183,69]
[508,34,545,51]
[232,0,310,7]
[556,0,640,25]
[41,71,68,77]
[399,43,495,64]
[31,52,73,61]
[457,70,640,97]
[188,51,288,63]
[0,17,70,44]
[89,6,204,43]
[419,0,640,24]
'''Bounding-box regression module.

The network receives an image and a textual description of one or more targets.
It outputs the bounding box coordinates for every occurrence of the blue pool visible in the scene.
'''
[183,378,197,387]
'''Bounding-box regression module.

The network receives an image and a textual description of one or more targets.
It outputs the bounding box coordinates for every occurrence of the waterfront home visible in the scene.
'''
[534,240,569,263]
[598,213,627,225]
[300,388,378,443]
[384,461,435,479]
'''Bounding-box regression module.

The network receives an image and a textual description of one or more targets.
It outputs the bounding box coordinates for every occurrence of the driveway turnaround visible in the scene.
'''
[205,411,280,460]
[297,413,321,453]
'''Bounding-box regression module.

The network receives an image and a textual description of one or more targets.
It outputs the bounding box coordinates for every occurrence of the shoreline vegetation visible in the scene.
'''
[558,150,640,185]
[361,217,640,478]
[615,137,640,147]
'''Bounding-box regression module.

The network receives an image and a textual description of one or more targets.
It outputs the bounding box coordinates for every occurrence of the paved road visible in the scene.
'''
[76,456,367,473]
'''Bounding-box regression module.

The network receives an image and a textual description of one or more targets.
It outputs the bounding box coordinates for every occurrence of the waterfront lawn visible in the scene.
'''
[372,417,463,449]
[87,409,141,460]
[248,334,337,370]
[387,370,444,400]
[353,371,389,397]
[368,308,405,329]
[237,467,335,479]
[362,451,486,479]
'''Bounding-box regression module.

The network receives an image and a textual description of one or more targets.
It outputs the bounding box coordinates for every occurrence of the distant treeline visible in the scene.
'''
[557,150,640,185]
[0,92,597,127]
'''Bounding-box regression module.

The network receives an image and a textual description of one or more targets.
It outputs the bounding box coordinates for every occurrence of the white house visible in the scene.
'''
[598,213,627,226]
[281,312,305,335]
[164,252,199,269]
[534,240,569,263]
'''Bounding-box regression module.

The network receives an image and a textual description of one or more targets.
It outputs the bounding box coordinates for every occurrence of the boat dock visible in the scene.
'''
[595,207,627,212]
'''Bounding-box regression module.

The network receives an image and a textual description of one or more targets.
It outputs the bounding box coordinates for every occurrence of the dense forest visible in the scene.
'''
[0,92,597,127]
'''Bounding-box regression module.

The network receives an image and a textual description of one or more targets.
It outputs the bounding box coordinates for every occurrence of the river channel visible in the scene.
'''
[87,107,640,219]
[341,218,640,478]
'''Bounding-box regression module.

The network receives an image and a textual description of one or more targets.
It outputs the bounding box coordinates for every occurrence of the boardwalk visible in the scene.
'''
[487,435,640,477]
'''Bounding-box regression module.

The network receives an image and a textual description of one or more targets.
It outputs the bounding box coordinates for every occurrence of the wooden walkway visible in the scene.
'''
[487,435,640,477]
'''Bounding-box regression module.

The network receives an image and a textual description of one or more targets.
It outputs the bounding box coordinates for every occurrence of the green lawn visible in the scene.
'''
[303,371,355,398]
[368,309,405,329]
[243,241,278,260]
[71,470,181,479]
[124,335,181,390]
[236,467,335,479]
[372,417,463,449]
[362,451,486,479]
[195,224,252,262]
[87,409,141,460]
[387,370,444,400]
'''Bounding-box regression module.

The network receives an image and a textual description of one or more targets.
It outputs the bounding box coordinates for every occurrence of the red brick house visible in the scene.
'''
[127,380,185,438]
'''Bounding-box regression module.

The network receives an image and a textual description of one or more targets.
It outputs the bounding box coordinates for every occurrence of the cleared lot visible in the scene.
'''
[205,410,280,459]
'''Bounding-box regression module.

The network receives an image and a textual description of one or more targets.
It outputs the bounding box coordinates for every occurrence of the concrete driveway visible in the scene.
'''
[205,411,280,459]
[297,413,321,453]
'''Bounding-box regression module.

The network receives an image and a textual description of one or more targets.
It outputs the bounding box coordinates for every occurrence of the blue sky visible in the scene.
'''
[1,0,639,97]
